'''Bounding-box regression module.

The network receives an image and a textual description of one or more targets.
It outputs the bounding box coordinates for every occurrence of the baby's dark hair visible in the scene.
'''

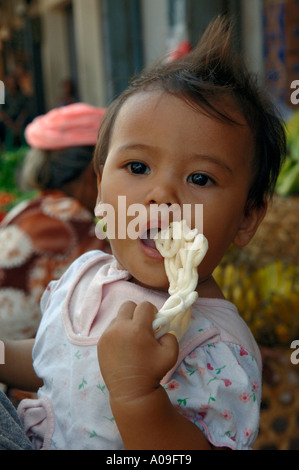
[94,16,286,208]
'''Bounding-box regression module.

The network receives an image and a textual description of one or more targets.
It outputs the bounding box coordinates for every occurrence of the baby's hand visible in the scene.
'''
[97,301,179,404]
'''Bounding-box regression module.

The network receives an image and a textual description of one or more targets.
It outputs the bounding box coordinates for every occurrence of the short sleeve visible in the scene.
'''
[39,250,102,315]
[164,341,261,450]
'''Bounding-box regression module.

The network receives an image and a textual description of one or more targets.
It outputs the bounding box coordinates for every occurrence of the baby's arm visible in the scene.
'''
[98,301,212,450]
[0,339,42,392]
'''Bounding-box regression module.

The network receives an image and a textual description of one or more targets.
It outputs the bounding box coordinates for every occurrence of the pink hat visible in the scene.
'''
[25,103,106,150]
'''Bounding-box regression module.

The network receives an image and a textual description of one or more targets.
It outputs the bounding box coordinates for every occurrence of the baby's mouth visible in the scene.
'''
[140,227,161,249]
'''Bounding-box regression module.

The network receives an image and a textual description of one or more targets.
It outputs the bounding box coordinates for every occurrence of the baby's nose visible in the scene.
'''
[150,199,172,207]
[146,175,179,208]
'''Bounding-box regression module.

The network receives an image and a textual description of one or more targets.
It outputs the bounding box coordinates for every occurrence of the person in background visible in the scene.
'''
[0,74,29,148]
[0,103,107,341]
[58,78,78,107]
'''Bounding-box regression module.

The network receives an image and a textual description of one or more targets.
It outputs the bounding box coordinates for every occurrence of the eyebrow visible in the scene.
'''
[116,143,157,153]
[116,143,233,175]
[190,154,233,175]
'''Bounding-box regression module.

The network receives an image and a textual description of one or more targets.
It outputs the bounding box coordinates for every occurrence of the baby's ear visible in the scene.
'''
[233,200,267,248]
[96,175,101,205]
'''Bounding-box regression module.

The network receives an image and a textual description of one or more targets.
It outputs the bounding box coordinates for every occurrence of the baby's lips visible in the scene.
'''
[138,218,170,240]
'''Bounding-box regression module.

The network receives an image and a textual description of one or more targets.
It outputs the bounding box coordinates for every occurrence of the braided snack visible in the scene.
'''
[152,220,208,341]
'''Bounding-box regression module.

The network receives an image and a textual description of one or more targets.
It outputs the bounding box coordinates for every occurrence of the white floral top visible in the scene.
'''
[18,251,262,450]
[162,339,260,448]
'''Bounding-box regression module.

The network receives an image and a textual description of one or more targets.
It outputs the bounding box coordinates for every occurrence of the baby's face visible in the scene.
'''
[98,90,256,294]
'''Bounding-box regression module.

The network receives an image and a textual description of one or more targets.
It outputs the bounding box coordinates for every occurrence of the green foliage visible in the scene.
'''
[0,146,28,192]
[0,147,37,211]
[277,112,299,196]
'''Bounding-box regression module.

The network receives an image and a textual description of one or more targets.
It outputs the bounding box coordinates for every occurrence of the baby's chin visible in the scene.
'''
[113,252,169,291]
[128,274,170,293]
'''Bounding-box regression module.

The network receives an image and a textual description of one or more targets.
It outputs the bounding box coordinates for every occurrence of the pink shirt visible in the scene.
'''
[18,251,262,450]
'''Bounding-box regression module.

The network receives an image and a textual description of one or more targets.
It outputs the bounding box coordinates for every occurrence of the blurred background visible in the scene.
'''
[0,0,294,114]
[0,0,299,450]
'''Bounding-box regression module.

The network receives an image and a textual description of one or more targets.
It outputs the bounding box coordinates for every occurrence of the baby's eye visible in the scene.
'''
[127,161,150,175]
[188,173,213,186]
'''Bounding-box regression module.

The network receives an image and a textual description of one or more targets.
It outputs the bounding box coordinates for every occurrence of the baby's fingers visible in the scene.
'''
[132,301,158,329]
[117,301,137,320]
[157,332,179,371]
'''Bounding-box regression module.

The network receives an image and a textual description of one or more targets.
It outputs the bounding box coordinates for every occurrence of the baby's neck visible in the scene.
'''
[195,275,225,300]
[129,272,224,300]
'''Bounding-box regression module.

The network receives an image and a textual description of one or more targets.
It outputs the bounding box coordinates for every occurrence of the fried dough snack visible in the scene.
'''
[153,220,208,341]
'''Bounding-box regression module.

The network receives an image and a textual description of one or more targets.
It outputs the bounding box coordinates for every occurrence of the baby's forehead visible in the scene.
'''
[116,89,249,131]
[116,89,166,120]
[112,90,252,147]
[106,89,254,174]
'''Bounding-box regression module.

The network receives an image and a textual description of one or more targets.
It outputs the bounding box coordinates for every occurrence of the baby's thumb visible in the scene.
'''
[158,333,179,369]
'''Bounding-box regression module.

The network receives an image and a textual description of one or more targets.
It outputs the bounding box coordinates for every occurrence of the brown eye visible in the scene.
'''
[188,173,212,186]
[128,162,150,175]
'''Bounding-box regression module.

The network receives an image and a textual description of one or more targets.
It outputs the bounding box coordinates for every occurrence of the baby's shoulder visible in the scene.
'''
[40,250,113,308]
[59,250,114,282]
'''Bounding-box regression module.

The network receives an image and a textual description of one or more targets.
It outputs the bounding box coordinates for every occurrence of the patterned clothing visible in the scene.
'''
[0,191,106,339]
[18,251,262,450]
